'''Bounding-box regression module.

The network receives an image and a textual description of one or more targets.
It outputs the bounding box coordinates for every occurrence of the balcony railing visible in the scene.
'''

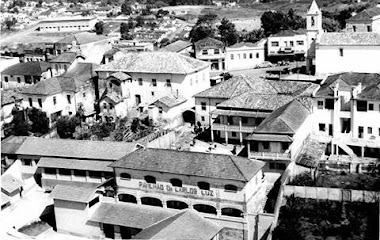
[249,151,291,160]
[212,123,255,133]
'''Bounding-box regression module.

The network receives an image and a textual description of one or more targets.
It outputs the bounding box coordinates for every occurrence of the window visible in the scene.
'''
[325,99,334,110]
[256,53,259,58]
[152,79,157,87]
[4,76,8,82]
[103,103,107,109]
[357,100,368,111]
[339,48,344,57]
[358,126,364,138]
[89,196,99,208]
[282,142,289,150]
[109,103,114,109]
[263,142,269,150]
[227,116,233,125]
[368,127,372,134]
[64,65,67,71]
[271,41,279,47]
[353,26,356,32]
[311,16,315,26]
[379,128,380,136]
[67,95,71,104]
[59,168,71,176]
[290,41,294,46]
[170,178,182,187]
[17,77,21,83]
[230,54,234,60]
[144,175,156,184]
[166,79,171,87]
[231,132,236,137]
[120,173,131,180]
[201,102,206,111]
[29,98,33,107]
[369,103,374,111]
[83,92,86,98]
[317,100,324,109]
[243,53,246,59]
[22,159,32,166]
[367,25,372,32]
[297,40,304,45]
[202,49,208,55]
[158,107,163,114]
[201,116,205,121]
[53,96,57,105]
[38,98,42,108]
[151,91,154,96]
[242,117,248,124]
[197,181,210,190]
[44,168,56,175]
[249,53,253,58]
[224,184,238,192]
[89,171,101,179]
[138,78,143,86]
[214,49,220,54]
[319,123,326,131]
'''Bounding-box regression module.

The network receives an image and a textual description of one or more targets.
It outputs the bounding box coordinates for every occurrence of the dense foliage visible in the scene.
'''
[94,21,104,34]
[10,107,49,136]
[261,9,305,36]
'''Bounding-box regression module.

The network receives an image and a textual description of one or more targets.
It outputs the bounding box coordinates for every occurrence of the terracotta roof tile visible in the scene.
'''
[37,157,113,172]
[21,77,76,95]
[1,61,50,76]
[1,174,24,194]
[50,185,97,203]
[194,37,224,50]
[160,40,192,53]
[319,32,380,45]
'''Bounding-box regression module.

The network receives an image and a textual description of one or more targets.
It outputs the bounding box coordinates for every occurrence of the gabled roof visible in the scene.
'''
[194,75,277,99]
[315,72,380,98]
[347,7,380,22]
[108,72,131,81]
[21,77,76,95]
[15,137,137,161]
[227,41,263,49]
[37,157,113,172]
[1,174,24,194]
[307,0,321,14]
[1,61,50,76]
[61,62,98,88]
[194,37,224,50]
[160,40,192,53]
[100,89,124,104]
[133,209,223,240]
[358,82,380,100]
[110,148,265,182]
[318,32,380,45]
[97,51,209,75]
[50,51,85,63]
[270,29,306,37]
[1,136,27,155]
[154,95,187,108]
[50,185,97,203]
[267,80,315,96]
[217,92,294,111]
[56,32,109,45]
[90,202,177,229]
[252,99,310,135]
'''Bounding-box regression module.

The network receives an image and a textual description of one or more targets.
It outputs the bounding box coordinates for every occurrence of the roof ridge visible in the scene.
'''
[229,156,248,181]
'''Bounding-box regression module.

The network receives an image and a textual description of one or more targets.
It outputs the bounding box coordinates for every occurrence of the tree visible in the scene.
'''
[120,22,133,39]
[196,13,217,25]
[135,16,144,27]
[4,17,17,30]
[94,21,104,35]
[189,25,215,42]
[241,29,265,43]
[322,17,340,32]
[261,10,305,37]
[81,10,91,16]
[11,109,31,136]
[56,116,76,138]
[218,18,238,46]
[27,107,49,135]
[121,0,132,15]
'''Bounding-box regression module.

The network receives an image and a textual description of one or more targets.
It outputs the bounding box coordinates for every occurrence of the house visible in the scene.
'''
[346,7,380,33]
[96,51,210,122]
[1,89,23,138]
[1,43,55,63]
[1,61,52,89]
[159,40,193,56]
[194,37,225,71]
[225,40,266,71]
[14,137,138,189]
[50,51,86,76]
[312,72,380,159]
[314,32,380,76]
[37,17,97,32]
[1,174,24,205]
[267,29,307,61]
[246,99,312,172]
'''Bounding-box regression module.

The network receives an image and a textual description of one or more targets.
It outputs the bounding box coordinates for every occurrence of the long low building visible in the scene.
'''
[37,17,97,32]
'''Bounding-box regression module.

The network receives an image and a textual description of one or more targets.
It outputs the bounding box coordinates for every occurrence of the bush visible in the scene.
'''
[289,172,315,186]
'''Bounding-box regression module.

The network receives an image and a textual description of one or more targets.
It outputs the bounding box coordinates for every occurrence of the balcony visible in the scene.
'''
[249,151,291,160]
[212,123,256,133]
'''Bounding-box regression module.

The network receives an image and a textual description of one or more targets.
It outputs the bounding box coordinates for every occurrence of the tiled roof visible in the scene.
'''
[110,148,265,182]
[252,99,310,135]
[15,137,137,160]
[21,77,76,95]
[37,157,113,172]
[160,40,192,53]
[217,92,294,111]
[97,51,209,75]
[1,89,23,106]
[1,61,50,76]
[1,136,27,155]
[315,72,380,98]
[247,134,293,142]
[318,32,380,45]
[348,7,380,22]
[56,32,109,45]
[100,89,124,104]
[90,202,177,229]
[267,80,315,96]
[154,95,187,108]
[133,209,223,240]
[270,29,306,37]
[194,37,224,50]
[50,185,97,203]
[61,62,98,88]
[1,174,24,194]
[108,72,131,81]
[227,41,263,49]
[51,51,85,63]
[194,75,277,99]
[358,83,380,100]
[40,17,96,24]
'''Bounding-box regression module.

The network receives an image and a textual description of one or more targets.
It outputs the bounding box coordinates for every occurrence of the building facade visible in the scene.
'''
[267,29,307,61]
[194,37,225,72]
[346,7,380,33]
[38,17,97,32]
[225,40,265,71]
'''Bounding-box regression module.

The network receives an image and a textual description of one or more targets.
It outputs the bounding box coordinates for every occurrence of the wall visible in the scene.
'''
[1,71,51,90]
[80,39,113,64]
[290,114,313,160]
[267,34,307,56]
[145,130,176,149]
[315,45,380,75]
[195,97,226,126]
[38,18,97,32]
[225,47,264,71]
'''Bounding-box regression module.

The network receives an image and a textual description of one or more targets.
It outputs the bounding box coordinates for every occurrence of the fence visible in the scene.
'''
[283,185,380,203]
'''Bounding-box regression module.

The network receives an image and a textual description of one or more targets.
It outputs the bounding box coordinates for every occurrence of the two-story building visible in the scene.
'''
[267,29,307,62]
[50,51,86,77]
[1,61,52,89]
[96,51,210,121]
[225,40,266,71]
[312,72,380,159]
[346,7,380,33]
[194,37,225,71]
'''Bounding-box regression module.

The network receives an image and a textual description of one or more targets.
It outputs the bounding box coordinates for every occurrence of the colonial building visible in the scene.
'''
[225,40,266,71]
[312,72,380,159]
[50,51,86,76]
[267,29,307,61]
[96,51,210,120]
[159,40,193,56]
[346,7,380,33]
[37,17,97,32]
[194,37,225,71]
[1,61,52,89]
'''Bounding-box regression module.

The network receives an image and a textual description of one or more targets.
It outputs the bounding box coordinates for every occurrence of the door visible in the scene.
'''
[103,224,114,239]
[328,124,333,136]
[135,94,141,105]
